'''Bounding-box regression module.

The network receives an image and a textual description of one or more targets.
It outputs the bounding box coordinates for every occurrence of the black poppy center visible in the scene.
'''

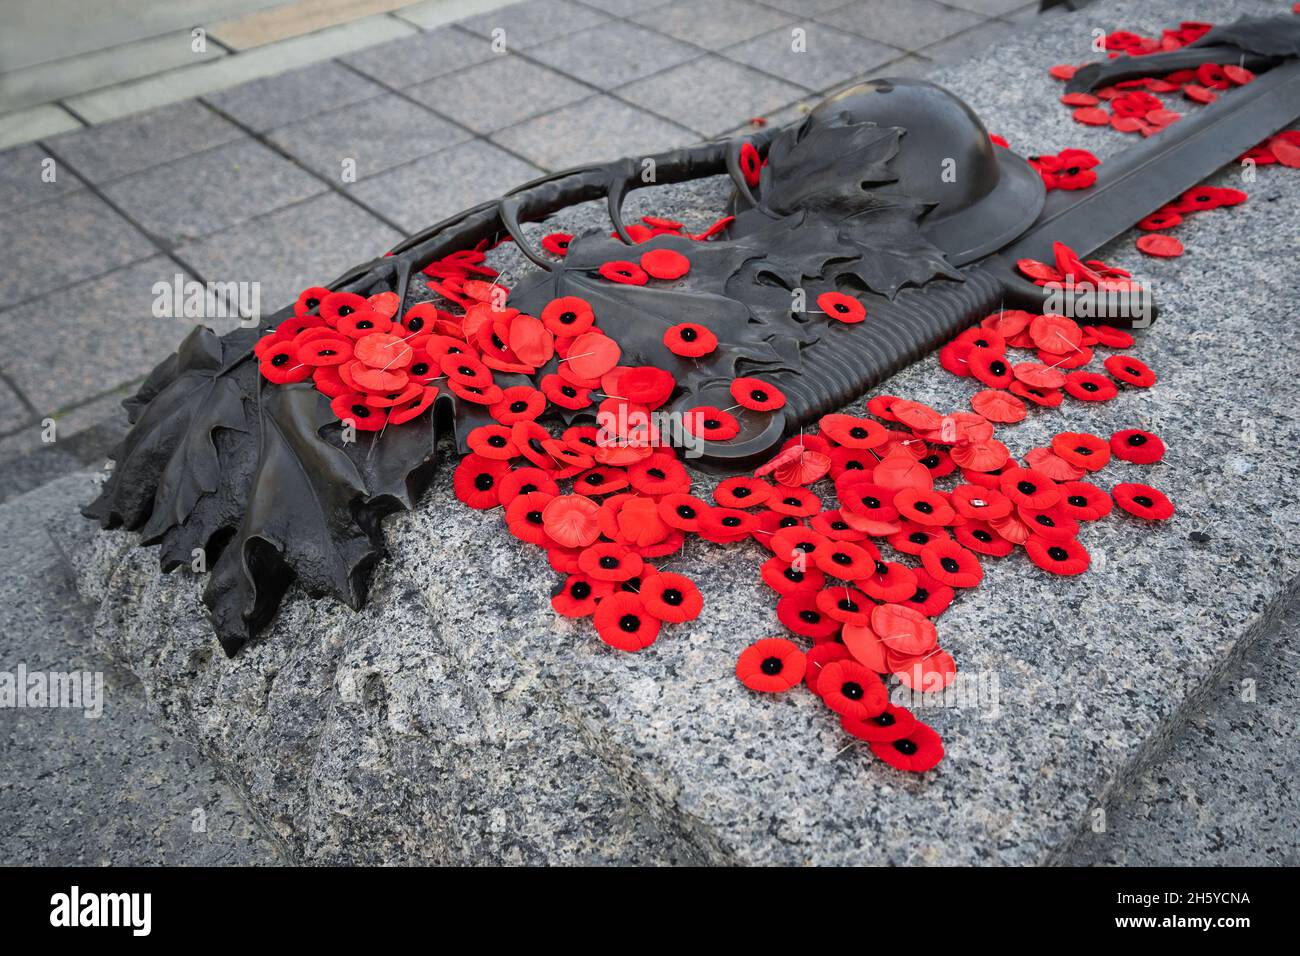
[411,362,429,376]
[798,610,820,624]
[1135,495,1154,508]
[510,400,528,413]
[831,520,849,531]
[337,305,354,317]
[863,496,881,509]
[599,556,620,570]
[750,390,768,403]
[1081,381,1099,392]
[1035,514,1055,527]
[912,588,929,603]
[351,404,371,418]
[680,327,698,342]
[704,418,721,430]
[648,468,666,480]
[783,568,804,584]
[841,681,864,701]
[849,426,868,439]
[973,530,993,543]
[585,473,604,485]
[1068,495,1087,507]
[909,531,929,545]
[488,435,507,448]
[662,589,683,606]
[618,614,640,633]
[989,360,1007,376]
[559,311,577,324]
[676,505,696,519]
[832,552,853,566]
[838,598,859,613]
[732,486,752,498]
[1048,546,1069,561]
[940,557,960,573]
[874,561,889,576]
[721,516,741,528]
[474,473,494,491]
[914,501,933,515]
[561,386,577,398]
[356,320,373,330]
[305,297,319,309]
[1128,433,1147,445]
[873,712,897,728]
[761,657,783,676]
[571,581,591,600]
[271,353,289,366]
[893,739,919,756]
[526,510,543,525]
[458,366,474,377]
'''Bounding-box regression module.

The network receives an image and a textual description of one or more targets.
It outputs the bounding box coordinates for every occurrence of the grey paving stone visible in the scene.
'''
[0,143,83,214]
[0,103,82,151]
[575,0,675,15]
[817,0,986,51]
[630,0,791,51]
[875,53,938,80]
[43,100,245,185]
[396,0,523,29]
[617,56,807,137]
[351,138,542,233]
[756,0,855,14]
[341,24,497,89]
[175,192,403,315]
[722,21,902,92]
[527,20,703,90]
[266,93,471,183]
[0,190,154,304]
[0,257,241,415]
[918,17,1016,64]
[456,0,611,49]
[102,138,325,245]
[406,55,592,135]
[491,93,697,170]
[943,0,1031,16]
[205,60,387,134]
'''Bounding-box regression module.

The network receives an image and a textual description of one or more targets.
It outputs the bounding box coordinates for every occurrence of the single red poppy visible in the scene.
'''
[318,291,367,325]
[842,705,918,743]
[951,483,1012,521]
[1104,354,1157,387]
[579,542,644,582]
[551,573,613,618]
[866,394,901,421]
[294,285,331,317]
[639,248,690,280]
[861,560,918,602]
[816,586,873,626]
[597,260,648,285]
[336,309,393,340]
[505,491,555,546]
[498,467,560,506]
[1051,431,1110,471]
[804,643,852,696]
[663,323,717,357]
[898,568,954,617]
[920,538,983,588]
[1017,503,1079,542]
[259,341,312,384]
[683,406,739,441]
[819,660,888,721]
[1058,480,1113,521]
[816,292,866,324]
[811,509,868,541]
[1136,234,1184,257]
[820,414,887,449]
[893,488,955,526]
[999,466,1061,509]
[540,374,592,410]
[1010,380,1064,408]
[447,380,504,406]
[970,389,1027,424]
[714,476,771,508]
[658,493,708,532]
[627,452,689,496]
[954,520,1014,557]
[1138,209,1183,231]
[641,572,702,623]
[1110,428,1165,465]
[887,522,944,556]
[760,555,826,595]
[765,487,819,519]
[453,453,510,509]
[593,592,660,651]
[736,638,805,692]
[1064,371,1119,401]
[813,540,876,580]
[776,590,841,640]
[730,377,785,412]
[574,466,628,497]
[698,507,758,543]
[869,722,944,772]
[540,296,595,336]
[1025,535,1091,575]
[968,347,1014,388]
[1112,482,1175,520]
[488,385,545,425]
[1023,447,1085,483]
[467,424,518,460]
[541,232,573,256]
[738,142,763,187]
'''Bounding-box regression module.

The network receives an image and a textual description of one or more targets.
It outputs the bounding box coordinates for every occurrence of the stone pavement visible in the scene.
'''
[4,0,1300,865]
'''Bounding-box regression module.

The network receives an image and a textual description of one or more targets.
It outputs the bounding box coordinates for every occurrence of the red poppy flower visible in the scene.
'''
[764,489,816,520]
[714,476,771,508]
[574,466,627,497]
[736,638,805,692]
[866,394,901,421]
[730,377,785,412]
[951,483,1012,521]
[505,491,555,546]
[816,586,873,626]
[563,332,620,381]
[887,522,944,556]
[954,520,1013,557]
[639,248,690,280]
[970,389,1026,424]
[861,560,917,602]
[657,493,708,532]
[538,296,594,337]
[893,488,955,526]
[1025,535,1091,575]
[496,467,558,507]
[1110,428,1165,465]
[1017,503,1079,543]
[816,292,866,324]
[869,722,944,772]
[842,704,918,743]
[1051,431,1110,471]
[297,336,355,368]
[540,374,592,410]
[819,414,887,449]
[1058,481,1112,521]
[760,555,826,595]
[579,542,644,582]
[293,285,331,317]
[1063,371,1118,401]
[920,538,982,588]
[535,493,597,547]
[663,322,717,357]
[453,453,510,509]
[776,590,841,640]
[812,540,876,580]
[968,347,1015,388]
[336,309,393,340]
[486,385,544,425]
[819,660,887,721]
[804,643,851,696]
[1104,354,1157,387]
[593,592,660,651]
[897,568,954,617]
[467,424,518,460]
[683,406,739,441]
[999,466,1060,509]
[1112,482,1174,520]
[318,291,367,325]
[259,341,312,384]
[641,572,702,623]
[1010,380,1064,408]
[551,573,613,618]
[1135,234,1184,258]
[738,141,763,187]
[541,232,573,256]
[447,380,504,406]
[811,510,867,542]
[597,260,648,285]
[698,507,758,543]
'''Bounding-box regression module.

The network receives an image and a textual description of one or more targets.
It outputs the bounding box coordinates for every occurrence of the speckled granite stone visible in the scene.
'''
[66,0,1300,864]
